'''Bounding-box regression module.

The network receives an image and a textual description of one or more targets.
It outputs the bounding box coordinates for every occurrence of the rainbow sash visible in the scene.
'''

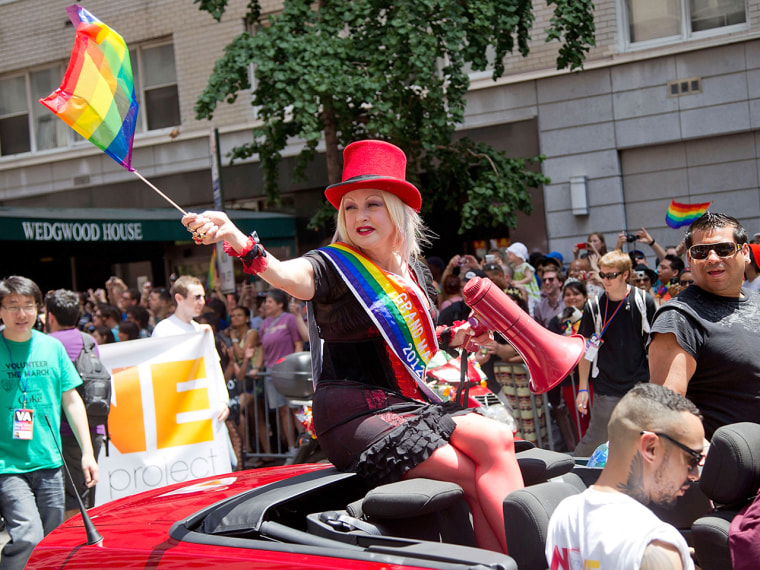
[320,243,440,401]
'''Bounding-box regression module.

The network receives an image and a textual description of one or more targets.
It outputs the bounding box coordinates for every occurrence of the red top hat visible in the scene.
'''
[324,140,422,212]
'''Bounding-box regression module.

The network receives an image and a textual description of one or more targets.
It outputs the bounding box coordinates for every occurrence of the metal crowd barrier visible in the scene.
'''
[239,370,302,469]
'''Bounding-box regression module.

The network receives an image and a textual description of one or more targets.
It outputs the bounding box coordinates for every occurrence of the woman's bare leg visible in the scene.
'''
[448,413,524,554]
[403,443,503,552]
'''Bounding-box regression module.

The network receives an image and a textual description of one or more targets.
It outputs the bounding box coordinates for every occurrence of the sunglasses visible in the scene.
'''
[598,271,621,280]
[679,279,694,286]
[641,430,704,470]
[688,241,741,261]
[542,277,557,283]
[635,277,651,282]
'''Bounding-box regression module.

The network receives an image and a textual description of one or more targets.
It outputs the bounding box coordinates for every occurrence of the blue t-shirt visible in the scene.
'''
[0,330,82,473]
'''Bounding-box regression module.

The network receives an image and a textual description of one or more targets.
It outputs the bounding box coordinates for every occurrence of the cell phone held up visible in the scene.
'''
[576,242,587,250]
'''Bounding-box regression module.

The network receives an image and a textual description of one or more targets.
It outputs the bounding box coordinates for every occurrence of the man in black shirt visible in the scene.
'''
[649,212,760,439]
[575,250,656,456]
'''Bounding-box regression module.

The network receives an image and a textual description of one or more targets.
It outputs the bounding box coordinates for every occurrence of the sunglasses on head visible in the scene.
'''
[598,271,621,280]
[688,242,741,261]
[641,430,704,470]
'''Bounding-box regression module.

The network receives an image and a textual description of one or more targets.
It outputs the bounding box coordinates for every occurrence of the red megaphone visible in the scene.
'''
[462,276,585,394]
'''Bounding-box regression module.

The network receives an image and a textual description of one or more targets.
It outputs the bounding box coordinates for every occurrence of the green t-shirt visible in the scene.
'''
[0,330,82,473]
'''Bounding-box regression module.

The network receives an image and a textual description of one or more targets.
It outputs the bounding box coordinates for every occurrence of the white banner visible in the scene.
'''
[95,332,231,505]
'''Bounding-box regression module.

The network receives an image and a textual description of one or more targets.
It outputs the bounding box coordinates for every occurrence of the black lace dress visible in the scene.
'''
[305,249,468,487]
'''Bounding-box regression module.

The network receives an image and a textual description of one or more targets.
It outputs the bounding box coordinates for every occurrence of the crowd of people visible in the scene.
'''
[3,138,760,567]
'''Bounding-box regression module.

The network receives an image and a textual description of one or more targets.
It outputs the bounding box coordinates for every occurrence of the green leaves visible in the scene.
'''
[546,0,596,71]
[422,139,549,234]
[195,0,592,235]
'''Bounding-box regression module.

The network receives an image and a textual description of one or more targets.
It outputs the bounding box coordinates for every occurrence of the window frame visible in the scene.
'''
[617,0,750,52]
[130,38,181,134]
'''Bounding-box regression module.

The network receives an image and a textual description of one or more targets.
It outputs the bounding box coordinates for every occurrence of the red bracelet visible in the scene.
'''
[223,232,269,276]
[223,236,254,258]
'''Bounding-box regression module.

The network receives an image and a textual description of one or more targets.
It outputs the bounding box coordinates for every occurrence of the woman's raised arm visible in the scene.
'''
[183,211,316,301]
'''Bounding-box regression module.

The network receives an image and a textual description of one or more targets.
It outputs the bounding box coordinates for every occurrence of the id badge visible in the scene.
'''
[583,334,603,362]
[13,408,34,440]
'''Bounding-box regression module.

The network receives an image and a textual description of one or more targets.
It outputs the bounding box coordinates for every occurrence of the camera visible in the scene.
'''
[626,233,637,243]
[634,271,646,280]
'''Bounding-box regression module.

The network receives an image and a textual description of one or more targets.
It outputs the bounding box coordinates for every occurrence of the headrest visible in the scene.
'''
[517,447,575,486]
[700,422,760,506]
[361,478,463,519]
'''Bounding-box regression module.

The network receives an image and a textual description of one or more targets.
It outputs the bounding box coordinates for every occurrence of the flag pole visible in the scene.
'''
[132,170,188,216]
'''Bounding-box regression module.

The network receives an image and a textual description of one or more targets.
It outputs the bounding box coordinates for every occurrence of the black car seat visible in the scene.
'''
[308,446,576,548]
[502,474,586,570]
[691,422,760,570]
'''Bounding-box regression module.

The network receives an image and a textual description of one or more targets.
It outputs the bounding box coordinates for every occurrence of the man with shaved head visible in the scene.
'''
[546,384,703,569]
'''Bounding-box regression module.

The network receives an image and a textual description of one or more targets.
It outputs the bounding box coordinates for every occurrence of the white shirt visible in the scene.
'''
[150,315,229,411]
[546,487,694,570]
[152,314,201,337]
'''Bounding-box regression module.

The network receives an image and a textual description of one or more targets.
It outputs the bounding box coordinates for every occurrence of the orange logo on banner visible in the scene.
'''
[152,357,214,449]
[109,366,147,453]
[109,358,214,454]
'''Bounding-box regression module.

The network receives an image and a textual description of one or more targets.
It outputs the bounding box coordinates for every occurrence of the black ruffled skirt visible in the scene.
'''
[312,380,474,488]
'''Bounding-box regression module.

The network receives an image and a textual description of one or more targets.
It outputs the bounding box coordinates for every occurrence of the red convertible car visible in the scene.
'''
[28,445,598,570]
[27,462,517,569]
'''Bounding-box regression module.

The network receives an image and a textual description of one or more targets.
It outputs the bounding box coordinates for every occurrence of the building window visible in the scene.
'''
[0,41,180,158]
[130,42,181,132]
[0,75,30,156]
[624,0,747,47]
[0,65,69,157]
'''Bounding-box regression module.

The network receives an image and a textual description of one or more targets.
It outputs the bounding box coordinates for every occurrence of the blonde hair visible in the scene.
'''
[599,250,632,274]
[333,190,431,260]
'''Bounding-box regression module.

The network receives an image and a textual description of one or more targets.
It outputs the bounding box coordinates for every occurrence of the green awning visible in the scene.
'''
[0,208,295,244]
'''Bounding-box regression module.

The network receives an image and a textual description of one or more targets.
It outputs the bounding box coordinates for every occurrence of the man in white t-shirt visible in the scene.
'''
[152,276,229,422]
[546,383,704,570]
[152,276,206,337]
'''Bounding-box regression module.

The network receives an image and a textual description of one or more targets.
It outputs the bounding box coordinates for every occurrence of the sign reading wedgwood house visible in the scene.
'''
[22,220,143,242]
[0,207,297,244]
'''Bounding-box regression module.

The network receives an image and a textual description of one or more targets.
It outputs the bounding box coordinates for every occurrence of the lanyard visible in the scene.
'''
[2,334,31,407]
[599,288,629,338]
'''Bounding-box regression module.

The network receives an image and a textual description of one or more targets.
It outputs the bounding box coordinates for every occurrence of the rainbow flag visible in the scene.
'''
[207,246,218,292]
[39,5,138,171]
[665,200,712,229]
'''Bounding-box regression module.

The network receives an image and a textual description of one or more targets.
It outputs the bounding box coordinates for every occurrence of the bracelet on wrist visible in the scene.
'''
[223,231,269,275]
[650,238,656,247]
[578,389,589,393]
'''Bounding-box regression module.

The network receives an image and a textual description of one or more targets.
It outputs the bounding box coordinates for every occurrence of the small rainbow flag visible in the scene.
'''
[665,200,712,229]
[39,5,138,171]
[207,246,218,292]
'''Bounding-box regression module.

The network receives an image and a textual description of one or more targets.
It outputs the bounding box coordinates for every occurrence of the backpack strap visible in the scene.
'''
[586,295,602,379]
[77,330,110,456]
[633,287,651,335]
[79,330,96,353]
[588,295,602,336]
